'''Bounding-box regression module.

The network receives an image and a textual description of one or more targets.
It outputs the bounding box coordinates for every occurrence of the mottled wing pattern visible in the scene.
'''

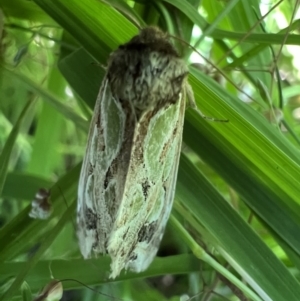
[77,26,189,278]
[77,79,134,258]
[108,88,186,278]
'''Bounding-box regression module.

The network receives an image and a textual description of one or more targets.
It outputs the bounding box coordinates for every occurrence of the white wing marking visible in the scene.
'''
[108,90,186,278]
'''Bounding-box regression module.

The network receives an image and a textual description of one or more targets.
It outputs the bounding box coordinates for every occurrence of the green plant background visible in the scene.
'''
[1,0,300,300]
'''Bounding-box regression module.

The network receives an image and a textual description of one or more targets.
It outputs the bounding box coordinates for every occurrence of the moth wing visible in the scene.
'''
[108,88,186,278]
[77,79,127,258]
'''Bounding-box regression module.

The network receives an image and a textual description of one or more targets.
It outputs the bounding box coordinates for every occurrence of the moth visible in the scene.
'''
[77,26,203,278]
[29,188,52,220]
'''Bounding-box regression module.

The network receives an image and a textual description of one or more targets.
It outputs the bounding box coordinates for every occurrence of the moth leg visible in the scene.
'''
[186,83,228,123]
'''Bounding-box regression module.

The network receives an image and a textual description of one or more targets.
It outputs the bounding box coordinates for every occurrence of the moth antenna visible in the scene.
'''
[215,0,283,67]
[169,33,257,104]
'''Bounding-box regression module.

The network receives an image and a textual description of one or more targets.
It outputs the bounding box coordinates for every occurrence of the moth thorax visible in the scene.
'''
[109,50,188,114]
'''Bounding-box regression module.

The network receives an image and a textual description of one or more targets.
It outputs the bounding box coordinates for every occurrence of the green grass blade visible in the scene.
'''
[176,154,300,301]
[0,100,35,195]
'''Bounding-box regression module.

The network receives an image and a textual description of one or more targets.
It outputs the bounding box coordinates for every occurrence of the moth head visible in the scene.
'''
[135,26,168,43]
[121,26,180,57]
[108,27,188,113]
